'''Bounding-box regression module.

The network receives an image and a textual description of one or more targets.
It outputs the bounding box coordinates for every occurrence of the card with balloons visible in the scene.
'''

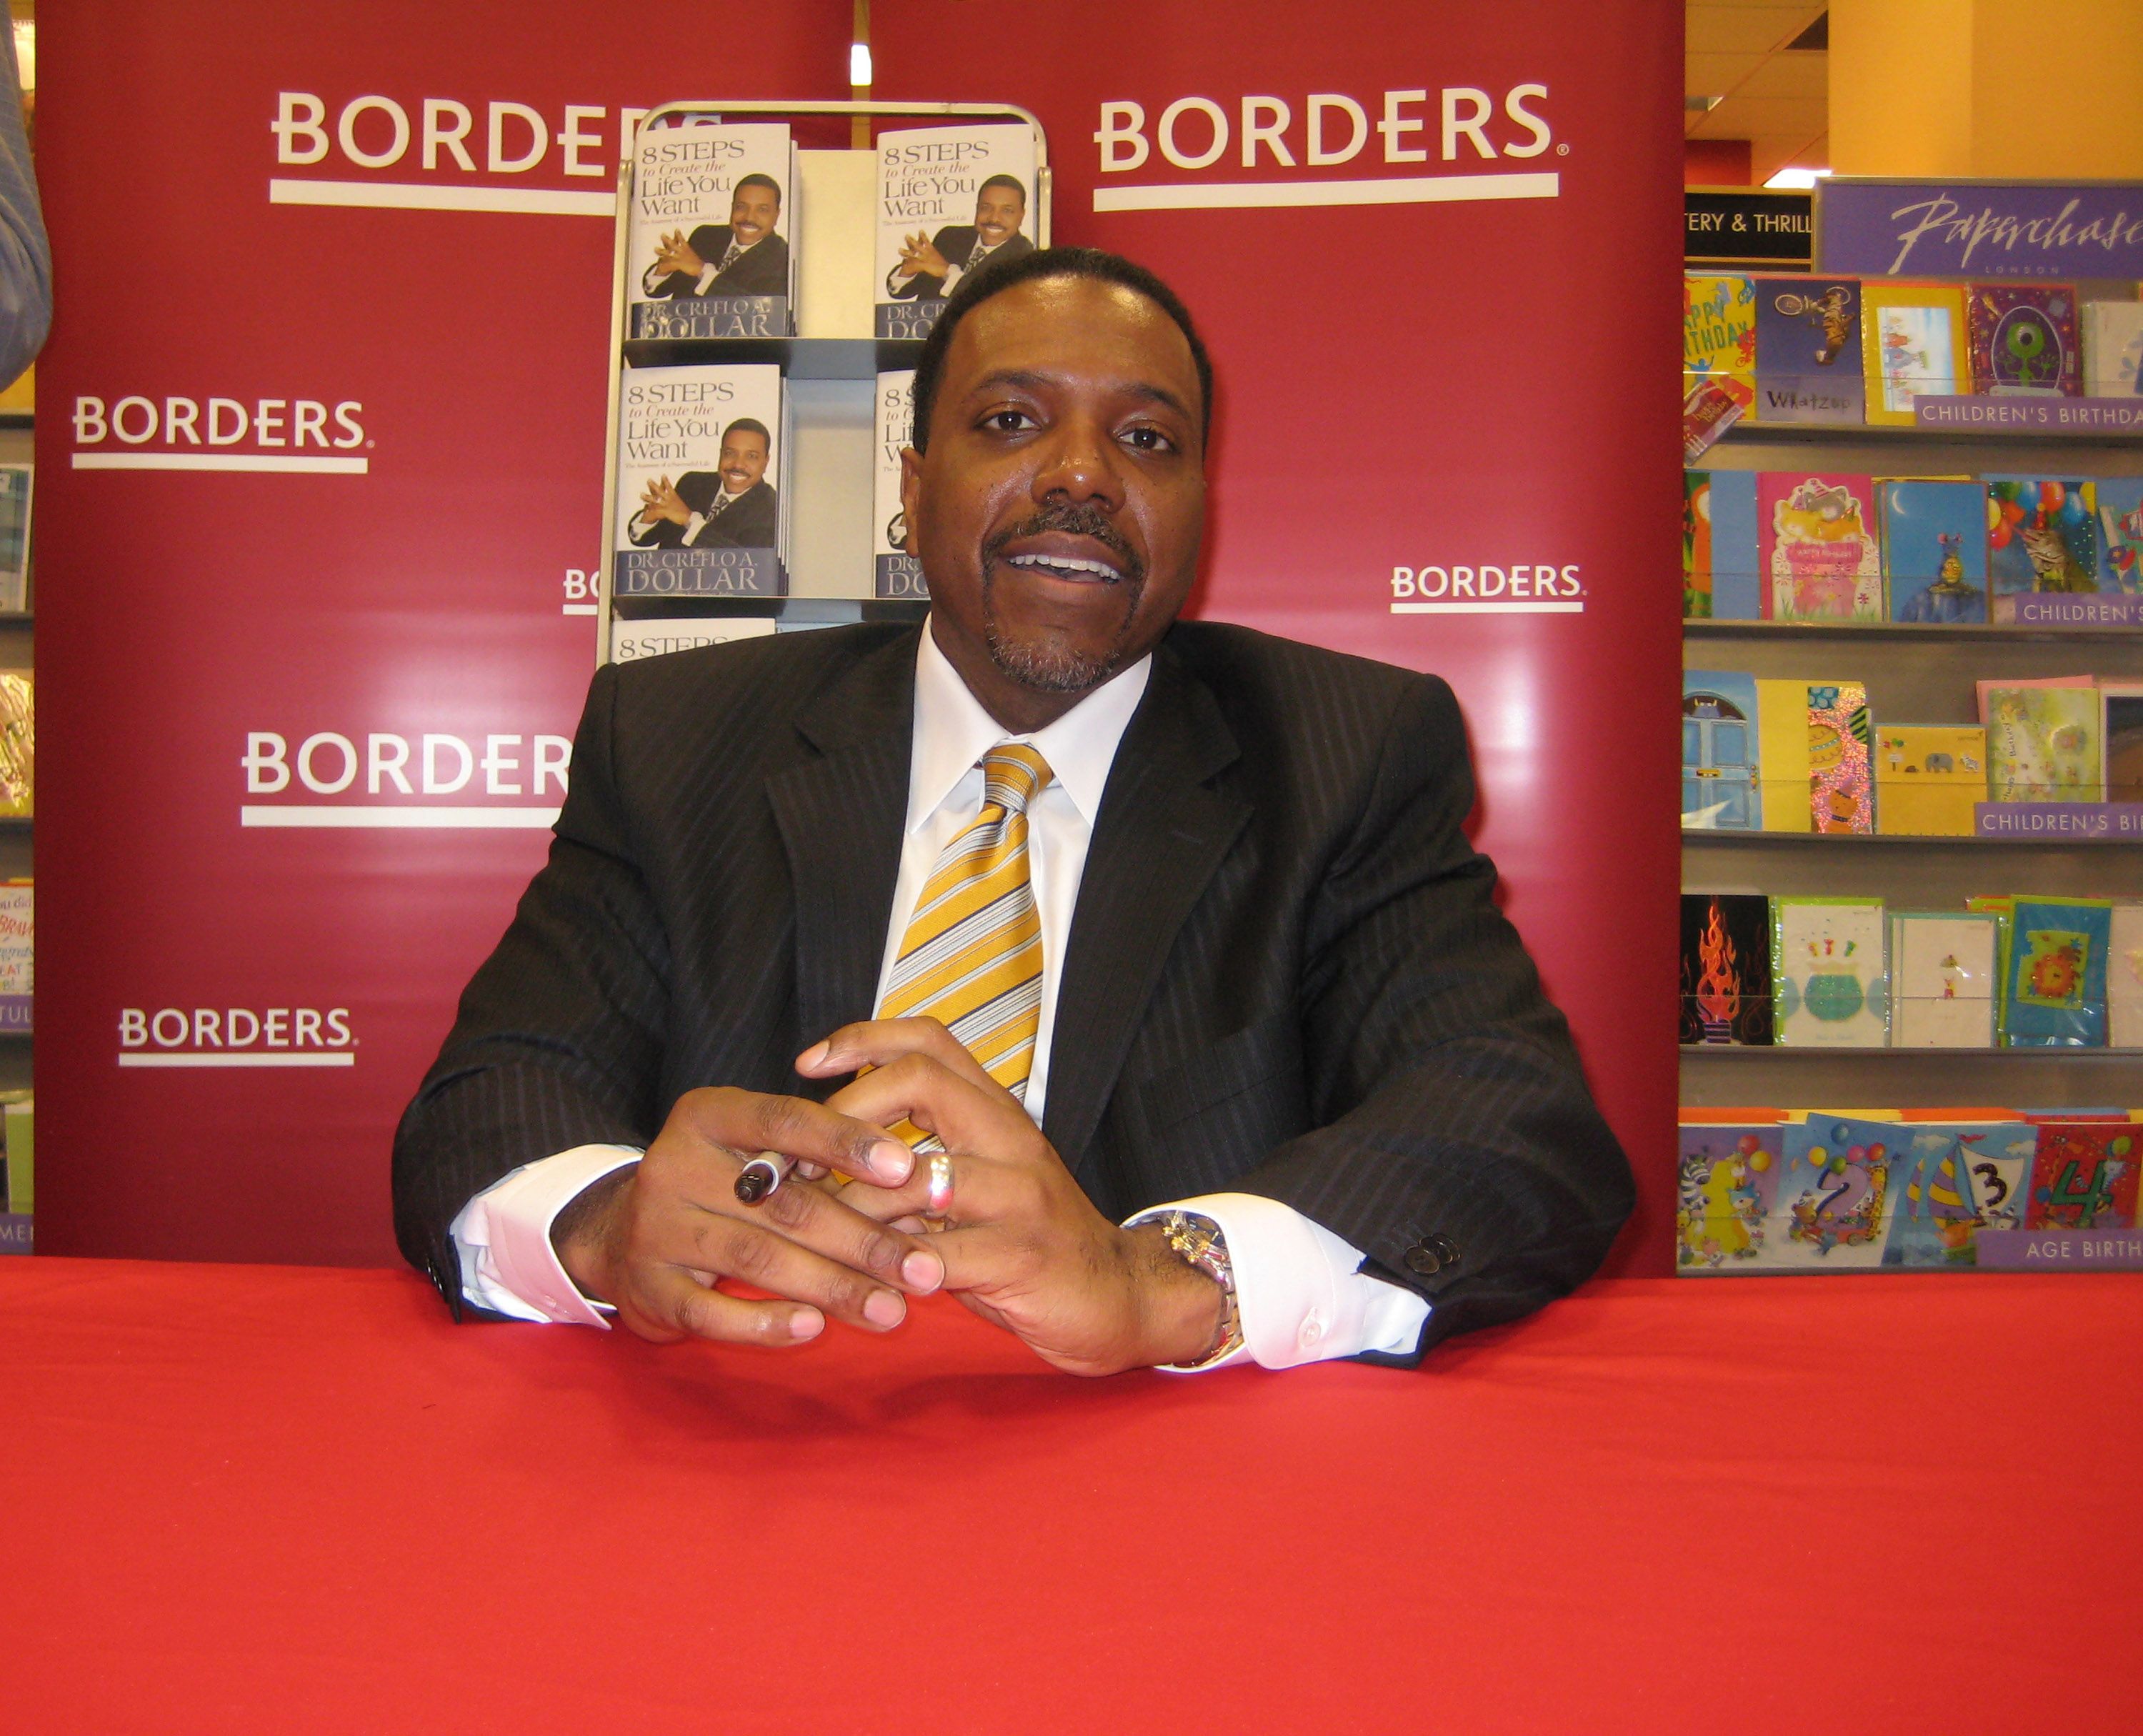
[1675,1122,1784,1273]
[1770,1116,1900,1269]
[1985,477,2105,620]
[2024,1121,2139,1231]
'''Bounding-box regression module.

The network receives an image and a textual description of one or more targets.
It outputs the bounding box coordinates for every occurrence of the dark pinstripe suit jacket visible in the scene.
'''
[392,620,1633,1360]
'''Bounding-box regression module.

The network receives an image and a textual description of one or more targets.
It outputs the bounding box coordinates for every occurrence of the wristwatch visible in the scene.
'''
[1158,1209,1244,1368]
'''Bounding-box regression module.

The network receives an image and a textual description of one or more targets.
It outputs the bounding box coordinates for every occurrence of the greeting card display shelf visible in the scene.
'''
[1682,827,2138,848]
[1684,619,2141,644]
[1681,1044,2142,1059]
[1719,421,2143,449]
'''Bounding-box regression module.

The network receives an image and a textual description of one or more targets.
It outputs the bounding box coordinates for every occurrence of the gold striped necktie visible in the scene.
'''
[876,743,1054,1152]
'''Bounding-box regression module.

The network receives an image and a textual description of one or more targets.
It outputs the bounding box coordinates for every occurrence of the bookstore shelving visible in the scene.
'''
[1682,419,2143,1116]
[594,99,1050,661]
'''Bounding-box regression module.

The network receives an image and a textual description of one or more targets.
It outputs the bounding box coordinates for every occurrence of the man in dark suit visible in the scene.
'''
[642,172,789,299]
[394,248,1632,1375]
[625,419,779,552]
[886,173,1034,302]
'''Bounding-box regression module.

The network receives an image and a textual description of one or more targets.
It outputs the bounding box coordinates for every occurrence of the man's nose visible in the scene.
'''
[1031,420,1120,508]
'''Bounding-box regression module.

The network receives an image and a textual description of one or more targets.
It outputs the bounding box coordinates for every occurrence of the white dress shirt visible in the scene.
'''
[451,623,1431,1368]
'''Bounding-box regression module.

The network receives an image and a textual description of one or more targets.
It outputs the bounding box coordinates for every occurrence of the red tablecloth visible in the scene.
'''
[4,1259,2137,1733]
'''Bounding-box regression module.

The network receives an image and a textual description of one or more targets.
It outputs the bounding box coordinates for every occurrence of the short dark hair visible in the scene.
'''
[976,173,1027,206]
[908,246,1214,457]
[722,416,771,451]
[733,172,782,206]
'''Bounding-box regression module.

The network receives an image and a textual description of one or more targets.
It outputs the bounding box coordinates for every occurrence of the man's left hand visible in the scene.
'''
[795,1019,1224,1377]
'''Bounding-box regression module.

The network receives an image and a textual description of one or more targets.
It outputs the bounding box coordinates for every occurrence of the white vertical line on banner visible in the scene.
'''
[116,1053,357,1068]
[239,807,562,828]
[269,179,617,216]
[1389,602,1586,614]
[1093,171,1559,213]
[72,453,369,474]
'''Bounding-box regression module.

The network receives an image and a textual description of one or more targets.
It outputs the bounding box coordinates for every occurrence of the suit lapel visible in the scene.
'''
[765,629,919,1047]
[1044,642,1249,1174]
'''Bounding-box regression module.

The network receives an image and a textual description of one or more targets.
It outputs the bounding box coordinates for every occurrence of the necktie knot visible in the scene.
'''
[981,744,1052,817]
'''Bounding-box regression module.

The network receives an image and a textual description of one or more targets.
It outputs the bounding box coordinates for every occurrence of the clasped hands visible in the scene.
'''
[551,1018,1224,1377]
[891,229,951,282]
[651,228,706,281]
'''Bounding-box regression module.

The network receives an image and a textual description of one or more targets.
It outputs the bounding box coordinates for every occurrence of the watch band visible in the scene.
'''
[1158,1209,1244,1368]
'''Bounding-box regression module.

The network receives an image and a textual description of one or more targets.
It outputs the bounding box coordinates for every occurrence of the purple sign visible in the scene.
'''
[1914,396,2143,435]
[1819,179,2143,279]
[1975,802,2143,838]
[1975,1229,2143,1272]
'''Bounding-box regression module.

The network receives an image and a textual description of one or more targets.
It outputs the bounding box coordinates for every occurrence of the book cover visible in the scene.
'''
[0,879,28,1035]
[1682,472,1711,619]
[1874,724,1986,836]
[614,366,786,599]
[1681,670,1761,829]
[609,617,776,664]
[1889,911,1997,1048]
[1986,477,2104,619]
[2082,300,2143,398]
[0,464,28,613]
[0,669,29,819]
[1707,469,1762,619]
[1754,677,1813,832]
[1882,1121,2032,1267]
[874,371,926,599]
[2024,1121,2139,1229]
[2005,898,2114,1048]
[1759,473,1882,621]
[1772,1115,1897,1267]
[1675,1122,1782,1272]
[1807,682,1874,833]
[2092,478,2143,597]
[1967,282,2082,397]
[1861,281,1969,426]
[1772,897,1887,1047]
[1754,276,1864,424]
[2109,904,2143,1049]
[1879,479,1988,623]
[2105,684,2143,803]
[629,123,793,340]
[876,124,1039,340]
[1983,685,2102,803]
[1679,893,1774,1044]
[1684,273,1757,395]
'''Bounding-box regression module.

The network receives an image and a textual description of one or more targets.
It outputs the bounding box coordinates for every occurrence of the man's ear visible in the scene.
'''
[897,447,924,555]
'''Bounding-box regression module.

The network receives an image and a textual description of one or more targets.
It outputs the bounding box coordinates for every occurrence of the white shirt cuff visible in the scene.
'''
[449,1144,642,1326]
[1124,1192,1431,1373]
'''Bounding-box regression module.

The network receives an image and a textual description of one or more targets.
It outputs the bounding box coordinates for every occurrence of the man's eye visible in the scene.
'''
[1123,426,1174,452]
[983,409,1034,433]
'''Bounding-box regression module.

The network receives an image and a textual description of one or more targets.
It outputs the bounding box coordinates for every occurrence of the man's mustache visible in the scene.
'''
[983,504,1145,584]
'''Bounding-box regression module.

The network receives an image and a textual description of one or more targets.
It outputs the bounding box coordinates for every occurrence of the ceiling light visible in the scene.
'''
[849,42,872,87]
[1764,167,1832,190]
[1685,95,1724,113]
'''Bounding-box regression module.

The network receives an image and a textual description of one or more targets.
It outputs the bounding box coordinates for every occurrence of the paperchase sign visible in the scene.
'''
[1818,179,2143,280]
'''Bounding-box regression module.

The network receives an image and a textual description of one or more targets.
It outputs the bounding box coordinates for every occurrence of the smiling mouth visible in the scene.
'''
[1001,552,1122,584]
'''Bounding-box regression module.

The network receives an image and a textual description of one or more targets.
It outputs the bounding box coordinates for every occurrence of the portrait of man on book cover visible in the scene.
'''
[642,172,790,301]
[886,173,1034,303]
[626,417,779,552]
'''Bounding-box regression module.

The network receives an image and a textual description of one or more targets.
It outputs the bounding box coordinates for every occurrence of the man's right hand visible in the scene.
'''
[550,1087,943,1347]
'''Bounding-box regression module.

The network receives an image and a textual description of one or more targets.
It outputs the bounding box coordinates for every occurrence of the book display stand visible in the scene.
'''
[592,99,1051,665]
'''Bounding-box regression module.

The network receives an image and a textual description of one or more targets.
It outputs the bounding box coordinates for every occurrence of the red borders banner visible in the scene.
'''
[874,0,1686,1274]
[34,2,849,1263]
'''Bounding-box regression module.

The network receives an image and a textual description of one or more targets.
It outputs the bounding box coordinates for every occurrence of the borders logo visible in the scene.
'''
[1389,561,1586,616]
[73,394,367,476]
[241,727,571,827]
[1093,84,1560,214]
[269,91,646,217]
[119,1004,356,1068]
